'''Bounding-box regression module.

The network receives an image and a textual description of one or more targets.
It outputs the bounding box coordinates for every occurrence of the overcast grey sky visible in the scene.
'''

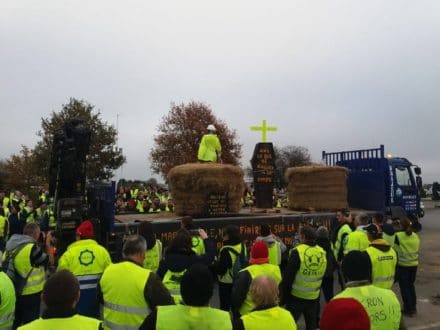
[1,1,439,182]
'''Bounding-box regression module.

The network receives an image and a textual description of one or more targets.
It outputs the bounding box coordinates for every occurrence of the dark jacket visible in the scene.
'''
[212,238,243,277]
[316,237,337,278]
[231,269,252,318]
[157,239,216,279]
[8,213,25,237]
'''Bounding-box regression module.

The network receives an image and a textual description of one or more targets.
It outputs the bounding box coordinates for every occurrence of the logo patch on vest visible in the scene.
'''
[78,249,95,266]
[304,248,325,271]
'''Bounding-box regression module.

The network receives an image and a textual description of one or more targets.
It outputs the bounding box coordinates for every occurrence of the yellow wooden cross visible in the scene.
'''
[250,120,277,142]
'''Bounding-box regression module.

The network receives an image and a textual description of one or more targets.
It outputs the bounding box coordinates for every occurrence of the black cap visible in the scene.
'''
[365,224,379,236]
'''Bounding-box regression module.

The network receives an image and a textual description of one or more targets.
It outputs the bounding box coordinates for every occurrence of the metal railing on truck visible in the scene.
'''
[322,145,385,166]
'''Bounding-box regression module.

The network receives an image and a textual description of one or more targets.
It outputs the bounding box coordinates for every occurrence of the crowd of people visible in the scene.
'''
[114,185,289,214]
[0,191,421,329]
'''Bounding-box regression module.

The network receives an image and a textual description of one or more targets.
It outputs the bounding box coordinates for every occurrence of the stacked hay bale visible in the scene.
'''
[286,165,348,211]
[168,163,244,216]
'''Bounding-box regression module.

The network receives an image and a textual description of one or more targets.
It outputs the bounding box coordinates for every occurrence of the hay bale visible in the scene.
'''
[286,165,348,211]
[168,163,244,216]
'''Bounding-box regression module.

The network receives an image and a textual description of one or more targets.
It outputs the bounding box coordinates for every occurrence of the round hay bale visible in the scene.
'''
[168,163,244,216]
[285,165,348,211]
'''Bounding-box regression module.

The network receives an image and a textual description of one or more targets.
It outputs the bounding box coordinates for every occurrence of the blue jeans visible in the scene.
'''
[397,265,417,313]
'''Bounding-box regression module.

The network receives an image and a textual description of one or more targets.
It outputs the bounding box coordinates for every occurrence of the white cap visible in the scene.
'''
[207,124,216,131]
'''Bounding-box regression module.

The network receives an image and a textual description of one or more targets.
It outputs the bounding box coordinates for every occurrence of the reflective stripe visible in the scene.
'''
[294,276,323,283]
[398,252,418,261]
[77,274,101,281]
[291,285,319,293]
[168,289,180,295]
[80,283,98,290]
[0,311,14,323]
[103,319,139,330]
[374,276,394,283]
[104,301,151,315]
[25,277,45,288]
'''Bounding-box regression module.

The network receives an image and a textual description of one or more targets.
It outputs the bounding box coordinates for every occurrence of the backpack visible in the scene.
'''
[2,243,32,295]
[225,243,248,280]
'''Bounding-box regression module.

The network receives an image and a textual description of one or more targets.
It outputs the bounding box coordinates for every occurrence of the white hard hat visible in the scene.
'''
[207,124,216,131]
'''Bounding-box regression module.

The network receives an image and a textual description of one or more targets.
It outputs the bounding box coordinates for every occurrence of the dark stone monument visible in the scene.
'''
[251,142,276,208]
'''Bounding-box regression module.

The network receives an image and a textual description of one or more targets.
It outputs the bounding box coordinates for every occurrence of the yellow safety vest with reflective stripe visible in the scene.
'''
[0,271,15,330]
[143,240,162,273]
[136,200,145,213]
[162,269,186,304]
[344,230,370,255]
[394,232,420,267]
[57,239,112,291]
[383,233,395,248]
[334,284,401,330]
[45,209,56,229]
[21,207,35,224]
[156,305,232,330]
[14,243,45,295]
[332,223,352,261]
[197,133,221,162]
[17,314,101,330]
[242,306,297,330]
[191,236,206,256]
[2,197,10,208]
[366,245,397,289]
[291,244,327,300]
[100,261,151,330]
[218,243,243,284]
[239,263,281,316]
[130,189,139,199]
[268,241,281,265]
[0,215,8,238]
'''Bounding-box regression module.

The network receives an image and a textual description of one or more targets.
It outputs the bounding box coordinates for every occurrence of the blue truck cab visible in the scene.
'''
[322,145,423,221]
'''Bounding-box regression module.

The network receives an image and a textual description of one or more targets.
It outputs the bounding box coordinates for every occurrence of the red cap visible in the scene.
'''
[249,241,269,264]
[76,220,94,238]
[320,298,370,330]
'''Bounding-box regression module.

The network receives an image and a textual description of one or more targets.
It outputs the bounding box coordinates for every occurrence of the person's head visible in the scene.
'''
[365,223,382,241]
[23,223,41,241]
[75,220,94,240]
[42,270,80,313]
[249,241,269,265]
[181,216,195,230]
[336,209,350,224]
[167,229,192,253]
[373,212,384,225]
[39,201,48,210]
[249,276,279,308]
[341,251,372,282]
[355,213,371,227]
[122,235,147,264]
[260,223,271,237]
[222,225,241,244]
[400,216,413,236]
[138,221,156,249]
[300,226,317,245]
[316,226,329,239]
[320,298,370,330]
[26,199,33,209]
[206,124,216,133]
[181,264,214,306]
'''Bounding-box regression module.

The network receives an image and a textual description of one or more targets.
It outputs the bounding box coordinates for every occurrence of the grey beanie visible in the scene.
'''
[316,226,329,238]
